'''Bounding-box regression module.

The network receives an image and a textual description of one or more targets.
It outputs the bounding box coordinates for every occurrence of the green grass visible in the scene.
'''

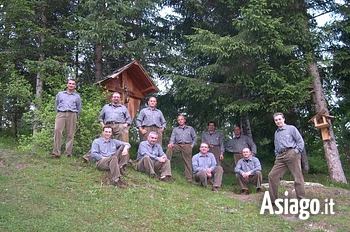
[1,146,350,232]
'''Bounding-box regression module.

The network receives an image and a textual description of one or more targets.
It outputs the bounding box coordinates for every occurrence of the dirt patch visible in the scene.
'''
[0,149,29,175]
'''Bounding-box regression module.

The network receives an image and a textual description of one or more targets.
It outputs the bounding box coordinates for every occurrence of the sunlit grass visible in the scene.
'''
[0,143,349,231]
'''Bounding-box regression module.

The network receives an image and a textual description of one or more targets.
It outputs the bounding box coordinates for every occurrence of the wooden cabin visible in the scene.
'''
[96,60,159,141]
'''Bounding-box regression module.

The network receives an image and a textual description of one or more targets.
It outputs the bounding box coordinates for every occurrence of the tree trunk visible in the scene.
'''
[33,5,46,135]
[95,43,103,81]
[310,62,347,183]
[75,48,79,79]
[294,107,310,173]
[242,114,253,139]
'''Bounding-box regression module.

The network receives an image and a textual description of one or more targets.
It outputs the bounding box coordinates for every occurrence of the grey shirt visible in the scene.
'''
[234,156,262,175]
[91,137,131,161]
[201,131,225,153]
[55,91,82,115]
[169,125,197,146]
[192,152,217,174]
[98,103,132,125]
[137,140,167,162]
[136,107,166,128]
[274,124,304,155]
[225,135,257,154]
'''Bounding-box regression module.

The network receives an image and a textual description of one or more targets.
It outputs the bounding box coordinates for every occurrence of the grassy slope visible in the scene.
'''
[0,146,349,232]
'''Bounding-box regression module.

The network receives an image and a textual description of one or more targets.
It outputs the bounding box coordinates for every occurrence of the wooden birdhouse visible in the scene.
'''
[96,60,159,141]
[309,109,335,141]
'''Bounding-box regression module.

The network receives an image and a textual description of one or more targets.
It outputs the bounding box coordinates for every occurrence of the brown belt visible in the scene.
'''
[280,148,293,154]
[106,121,123,125]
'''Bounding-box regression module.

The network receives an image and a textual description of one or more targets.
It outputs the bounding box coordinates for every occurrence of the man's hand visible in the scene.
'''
[242,171,251,179]
[206,168,212,178]
[139,127,147,135]
[219,154,224,160]
[168,143,174,148]
[158,156,166,163]
[122,146,129,156]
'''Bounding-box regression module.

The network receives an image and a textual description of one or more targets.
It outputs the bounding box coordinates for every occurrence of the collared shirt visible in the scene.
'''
[136,140,167,162]
[98,103,132,125]
[234,156,261,175]
[201,131,225,153]
[169,125,197,146]
[91,137,131,161]
[274,124,304,155]
[55,91,82,115]
[136,107,166,128]
[192,152,217,174]
[225,135,257,154]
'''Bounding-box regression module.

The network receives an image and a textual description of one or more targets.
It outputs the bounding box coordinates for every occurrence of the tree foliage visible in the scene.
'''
[1,0,349,175]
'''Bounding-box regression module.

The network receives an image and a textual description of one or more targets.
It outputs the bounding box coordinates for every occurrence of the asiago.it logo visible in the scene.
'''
[260,191,335,220]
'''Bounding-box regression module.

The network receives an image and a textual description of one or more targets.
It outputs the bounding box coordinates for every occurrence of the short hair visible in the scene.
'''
[112,92,121,97]
[242,147,251,152]
[103,125,113,131]
[148,96,157,101]
[200,142,210,148]
[67,79,76,84]
[148,131,158,138]
[273,112,284,119]
[207,121,216,126]
[177,114,186,120]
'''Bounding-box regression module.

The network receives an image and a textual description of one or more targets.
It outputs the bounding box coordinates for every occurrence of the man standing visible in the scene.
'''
[98,92,131,142]
[192,143,224,192]
[166,115,197,182]
[52,79,82,158]
[234,147,263,195]
[91,126,131,189]
[136,96,166,145]
[136,131,172,182]
[201,121,225,166]
[268,112,305,203]
[225,125,257,165]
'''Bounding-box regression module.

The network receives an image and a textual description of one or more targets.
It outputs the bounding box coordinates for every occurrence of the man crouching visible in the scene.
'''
[136,131,172,182]
[91,126,131,188]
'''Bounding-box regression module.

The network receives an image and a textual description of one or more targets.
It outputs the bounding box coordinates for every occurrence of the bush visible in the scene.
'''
[18,85,107,157]
[308,155,329,174]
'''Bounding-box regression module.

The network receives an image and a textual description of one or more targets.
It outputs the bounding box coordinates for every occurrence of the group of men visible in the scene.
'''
[51,79,306,203]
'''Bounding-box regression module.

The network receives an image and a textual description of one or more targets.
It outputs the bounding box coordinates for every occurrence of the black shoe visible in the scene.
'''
[51,153,60,159]
[151,173,159,181]
[120,167,127,175]
[113,180,127,189]
[240,189,249,195]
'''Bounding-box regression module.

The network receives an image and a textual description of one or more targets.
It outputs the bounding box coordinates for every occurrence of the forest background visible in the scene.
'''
[1,0,350,181]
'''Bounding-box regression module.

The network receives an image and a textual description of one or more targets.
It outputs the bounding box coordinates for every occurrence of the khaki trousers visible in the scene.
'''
[166,144,193,181]
[105,123,130,162]
[53,112,77,157]
[236,171,262,190]
[139,126,163,146]
[95,146,128,182]
[268,149,305,202]
[209,146,221,166]
[106,123,127,142]
[234,153,243,166]
[136,156,171,177]
[194,166,223,187]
